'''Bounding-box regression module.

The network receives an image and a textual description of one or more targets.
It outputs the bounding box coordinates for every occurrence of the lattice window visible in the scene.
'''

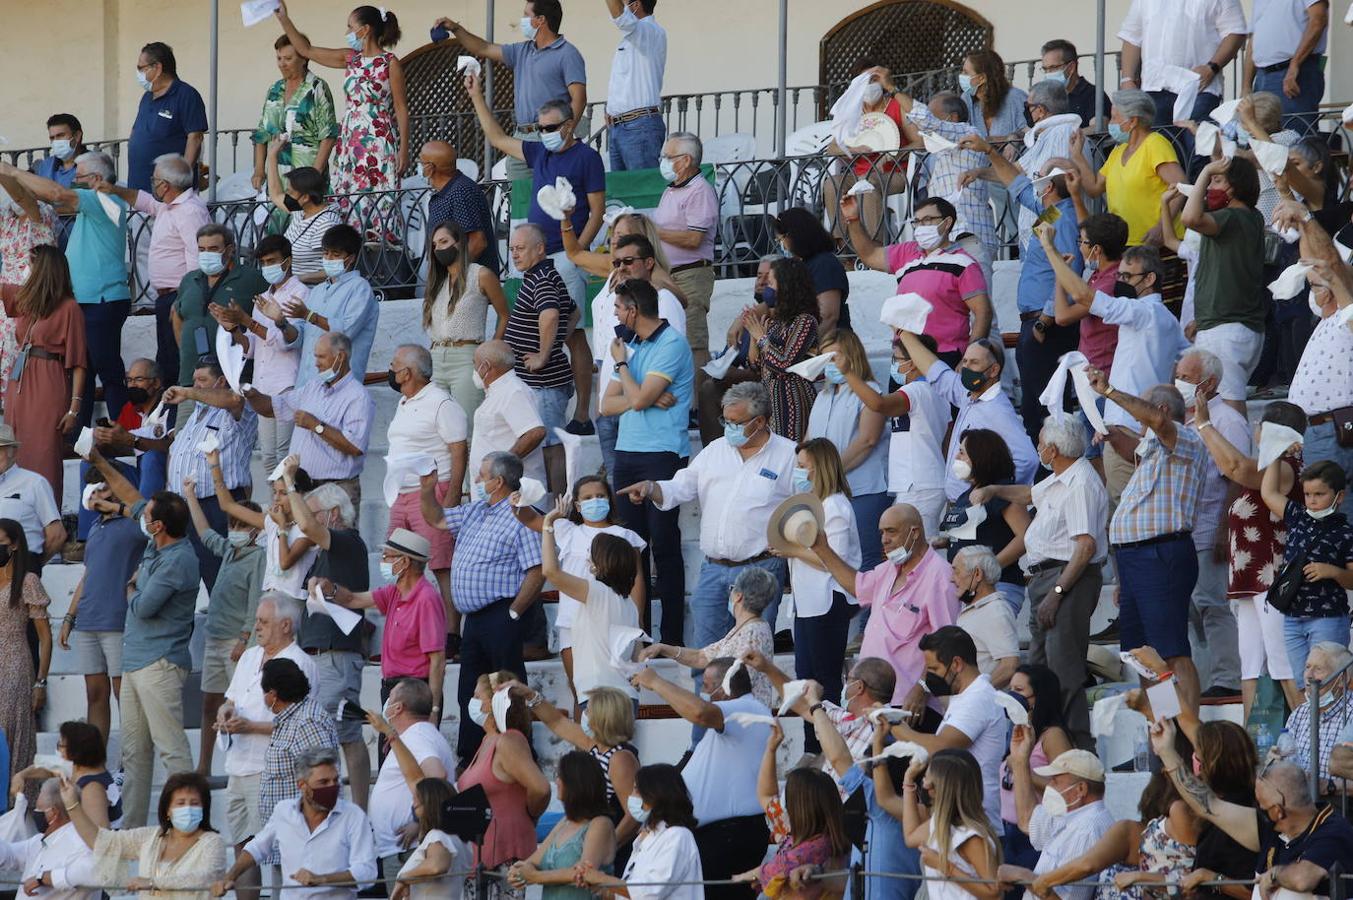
[401,40,517,162]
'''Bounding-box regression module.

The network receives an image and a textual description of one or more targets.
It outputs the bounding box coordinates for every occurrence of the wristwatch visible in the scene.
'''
[508,609,521,621]
[1053,584,1065,596]
[1207,61,1221,74]
[314,423,325,436]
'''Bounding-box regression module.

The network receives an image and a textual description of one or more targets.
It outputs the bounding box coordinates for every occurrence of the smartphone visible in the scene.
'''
[96,417,112,428]
[194,326,209,357]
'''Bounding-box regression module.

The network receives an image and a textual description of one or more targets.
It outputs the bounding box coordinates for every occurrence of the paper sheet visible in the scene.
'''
[727,712,776,727]
[1268,262,1311,301]
[1159,65,1202,123]
[944,503,987,541]
[993,691,1030,726]
[268,459,289,483]
[240,0,279,26]
[215,325,247,393]
[1194,121,1221,158]
[786,351,837,381]
[1039,351,1106,435]
[196,433,220,455]
[306,583,362,635]
[702,347,737,379]
[1175,182,1196,199]
[1090,693,1128,738]
[1030,167,1069,185]
[513,477,546,509]
[555,427,603,495]
[878,293,932,334]
[73,427,94,459]
[920,131,957,154]
[845,180,877,197]
[777,679,810,715]
[1252,140,1290,177]
[382,453,438,508]
[1145,676,1183,722]
[1258,422,1304,470]
[456,56,482,78]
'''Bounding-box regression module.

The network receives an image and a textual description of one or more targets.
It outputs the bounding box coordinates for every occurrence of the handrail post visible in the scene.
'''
[850,861,865,900]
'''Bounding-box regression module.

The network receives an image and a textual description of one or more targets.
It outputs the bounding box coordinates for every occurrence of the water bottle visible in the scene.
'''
[1255,723,1274,759]
[1276,729,1296,758]
[1134,731,1151,772]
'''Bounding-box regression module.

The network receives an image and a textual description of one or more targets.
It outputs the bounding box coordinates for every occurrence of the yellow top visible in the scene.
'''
[1099,132,1183,245]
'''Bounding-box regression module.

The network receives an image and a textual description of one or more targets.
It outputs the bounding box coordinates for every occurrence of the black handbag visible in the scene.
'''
[1268,554,1307,615]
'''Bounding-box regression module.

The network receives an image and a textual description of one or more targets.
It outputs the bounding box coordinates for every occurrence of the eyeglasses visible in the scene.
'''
[612,255,647,268]
[910,215,946,227]
[1077,238,1092,247]
[538,120,570,134]
[718,416,754,430]
[1041,61,1068,73]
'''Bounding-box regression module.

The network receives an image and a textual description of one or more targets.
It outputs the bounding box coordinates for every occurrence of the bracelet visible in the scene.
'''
[1197,421,1214,431]
[902,782,917,791]
[542,526,554,534]
[33,678,46,689]
[808,702,826,716]
[526,693,544,709]
[64,801,79,811]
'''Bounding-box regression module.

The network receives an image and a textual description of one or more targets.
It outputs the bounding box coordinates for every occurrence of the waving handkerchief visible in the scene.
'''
[1194,121,1221,158]
[787,351,837,381]
[1175,182,1196,199]
[1210,99,1242,127]
[215,326,247,393]
[920,131,957,154]
[1030,167,1069,185]
[491,687,513,733]
[1039,351,1106,435]
[1252,140,1290,178]
[513,477,547,509]
[828,72,875,148]
[1268,262,1311,301]
[306,583,362,635]
[604,205,636,228]
[777,679,811,715]
[1258,422,1304,471]
[993,691,1030,726]
[96,192,123,227]
[1271,225,1299,244]
[81,482,107,512]
[536,177,577,221]
[383,453,438,507]
[196,433,220,455]
[456,56,481,77]
[703,347,737,379]
[721,659,745,696]
[845,180,877,198]
[944,503,988,541]
[240,0,280,26]
[861,741,928,766]
[727,711,776,728]
[867,707,912,725]
[879,293,932,333]
[1158,65,1202,123]
[1090,693,1129,739]
[608,625,650,679]
[268,459,290,483]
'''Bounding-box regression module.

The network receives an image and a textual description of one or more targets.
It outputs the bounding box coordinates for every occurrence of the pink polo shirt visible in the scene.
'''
[654,174,719,267]
[854,549,960,703]
[372,578,448,678]
[133,188,212,291]
[885,242,987,353]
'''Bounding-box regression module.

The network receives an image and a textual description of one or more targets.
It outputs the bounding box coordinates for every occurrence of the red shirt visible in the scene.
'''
[372,578,447,678]
[852,97,909,178]
[1079,261,1121,372]
[1228,454,1302,599]
[117,401,145,431]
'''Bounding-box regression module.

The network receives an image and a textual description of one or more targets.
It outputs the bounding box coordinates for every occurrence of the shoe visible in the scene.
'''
[773,629,795,654]
[1201,685,1242,701]
[564,419,596,436]
[61,540,85,563]
[1090,618,1119,643]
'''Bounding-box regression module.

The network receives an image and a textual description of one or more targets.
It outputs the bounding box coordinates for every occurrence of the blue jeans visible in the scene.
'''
[850,492,892,571]
[530,384,574,447]
[996,581,1026,619]
[78,301,130,428]
[547,251,588,310]
[1149,90,1221,127]
[1304,421,1353,517]
[795,591,856,753]
[75,452,167,540]
[691,556,788,650]
[1284,614,1350,688]
[597,413,620,482]
[1116,535,1198,659]
[608,114,666,171]
[1253,56,1325,132]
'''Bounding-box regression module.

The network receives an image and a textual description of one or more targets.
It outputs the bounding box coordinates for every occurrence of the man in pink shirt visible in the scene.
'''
[807,503,959,719]
[654,132,719,371]
[100,152,210,391]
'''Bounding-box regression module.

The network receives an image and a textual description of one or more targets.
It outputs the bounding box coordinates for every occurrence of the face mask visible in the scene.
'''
[724,419,755,448]
[1043,69,1067,86]
[309,784,341,811]
[386,369,401,392]
[474,480,491,503]
[959,367,988,392]
[958,73,974,93]
[1083,253,1099,272]
[315,366,339,384]
[322,257,348,279]
[471,369,487,391]
[890,361,905,384]
[126,386,150,406]
[1038,445,1055,471]
[228,530,253,547]
[140,517,157,540]
[659,157,678,183]
[198,251,226,276]
[51,140,75,161]
[0,546,12,568]
[792,467,812,493]
[626,794,650,824]
[434,246,460,268]
[31,811,49,834]
[958,576,979,605]
[1174,379,1198,407]
[914,224,943,251]
[1107,123,1129,144]
[923,667,954,697]
[615,322,637,342]
[1114,281,1139,300]
[520,16,538,39]
[468,700,490,728]
[541,129,565,152]
[885,528,919,565]
[727,589,739,619]
[822,362,845,385]
[345,31,363,51]
[1205,189,1231,212]
[261,263,288,285]
[579,710,593,738]
[951,459,972,481]
[760,286,777,308]
[778,241,794,259]
[840,681,858,708]
[863,82,885,104]
[579,497,610,522]
[283,194,303,213]
[1042,784,1072,817]
[136,69,153,91]
[379,560,397,581]
[169,806,203,833]
[1308,503,1340,521]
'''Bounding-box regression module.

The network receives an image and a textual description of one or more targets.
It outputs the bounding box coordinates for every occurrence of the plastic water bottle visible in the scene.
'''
[1255,723,1274,759]
[1276,729,1296,758]
[1134,731,1151,772]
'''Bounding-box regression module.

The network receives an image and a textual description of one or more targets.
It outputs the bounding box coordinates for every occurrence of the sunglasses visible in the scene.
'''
[538,121,570,134]
[612,255,648,268]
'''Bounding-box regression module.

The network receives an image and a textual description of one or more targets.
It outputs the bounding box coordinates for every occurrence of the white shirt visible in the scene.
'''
[1289,309,1353,416]
[1089,291,1191,430]
[888,381,951,494]
[683,695,772,824]
[1028,800,1118,900]
[396,830,466,900]
[369,722,457,857]
[623,824,703,900]
[552,520,646,630]
[657,434,797,561]
[223,642,319,777]
[1021,458,1109,569]
[262,518,318,600]
[573,580,642,697]
[956,593,1020,676]
[248,277,305,395]
[789,493,860,617]
[592,281,686,394]
[1118,0,1250,97]
[606,9,667,115]
[1251,0,1327,67]
[471,370,546,485]
[387,383,469,490]
[0,465,60,554]
[0,824,99,900]
[1189,399,1251,550]
[244,798,378,900]
[939,674,1007,834]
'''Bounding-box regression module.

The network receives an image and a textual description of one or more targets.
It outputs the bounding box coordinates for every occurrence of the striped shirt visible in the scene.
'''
[276,372,375,480]
[284,207,342,281]
[1110,426,1208,546]
[167,401,258,497]
[258,697,340,827]
[505,259,574,389]
[906,105,998,262]
[607,9,666,115]
[886,244,988,353]
[443,498,543,613]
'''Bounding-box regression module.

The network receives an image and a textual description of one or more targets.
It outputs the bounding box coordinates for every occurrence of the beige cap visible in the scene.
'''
[1034,749,1105,783]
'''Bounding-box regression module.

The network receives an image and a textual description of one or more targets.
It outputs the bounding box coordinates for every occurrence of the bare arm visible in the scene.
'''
[567,83,588,126]
[441,20,504,62]
[465,73,522,160]
[85,448,143,509]
[540,514,591,603]
[1120,41,1142,87]
[560,220,614,277]
[966,293,992,340]
[756,727,782,813]
[1152,721,1259,850]
[842,214,890,273]
[273,8,350,68]
[389,57,409,172]
[1258,457,1292,520]
[480,267,511,340]
[1180,160,1225,236]
[842,369,911,417]
[839,405,885,471]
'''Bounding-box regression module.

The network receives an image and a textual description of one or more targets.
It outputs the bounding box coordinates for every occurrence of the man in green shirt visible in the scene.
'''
[172,223,268,385]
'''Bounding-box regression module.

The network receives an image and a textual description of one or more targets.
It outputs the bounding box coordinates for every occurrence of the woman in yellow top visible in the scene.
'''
[1062,91,1185,246]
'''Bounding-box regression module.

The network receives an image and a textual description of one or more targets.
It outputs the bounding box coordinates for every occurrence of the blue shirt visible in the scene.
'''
[807,383,889,496]
[501,37,588,124]
[962,85,1029,140]
[121,500,201,673]
[32,156,79,189]
[128,79,209,191]
[1010,174,1083,314]
[840,766,920,900]
[616,321,694,457]
[290,270,379,386]
[521,140,606,254]
[75,515,146,632]
[428,172,500,275]
[67,190,130,303]
[444,498,543,613]
[928,363,1039,501]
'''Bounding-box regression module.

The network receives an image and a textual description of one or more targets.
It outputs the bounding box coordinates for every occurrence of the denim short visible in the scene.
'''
[531,384,575,447]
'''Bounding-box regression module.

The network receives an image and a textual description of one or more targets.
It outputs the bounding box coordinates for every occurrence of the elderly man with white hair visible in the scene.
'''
[655,131,720,372]
[977,416,1106,746]
[1282,642,1353,790]
[469,339,547,488]
[952,546,1019,689]
[1176,347,1248,700]
[0,777,99,900]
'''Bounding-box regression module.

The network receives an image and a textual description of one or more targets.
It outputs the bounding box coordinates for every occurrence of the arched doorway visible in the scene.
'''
[400,40,516,168]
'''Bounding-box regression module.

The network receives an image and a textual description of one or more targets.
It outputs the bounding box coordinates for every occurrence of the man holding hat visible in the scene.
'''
[318,528,447,720]
[0,424,65,566]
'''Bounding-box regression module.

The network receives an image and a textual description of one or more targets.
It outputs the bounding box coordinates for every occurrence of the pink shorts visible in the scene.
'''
[387,484,455,570]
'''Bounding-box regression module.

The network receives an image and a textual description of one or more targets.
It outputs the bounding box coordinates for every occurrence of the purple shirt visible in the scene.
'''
[275,372,375,480]
[133,188,211,291]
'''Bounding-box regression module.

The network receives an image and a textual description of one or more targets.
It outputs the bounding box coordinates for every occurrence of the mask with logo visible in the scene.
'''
[170,806,203,833]
[626,794,650,824]
[520,16,539,39]
[434,246,460,268]
[541,129,565,152]
[198,251,226,276]
[579,497,610,522]
[309,783,341,811]
[823,363,845,385]
[792,467,812,493]
[950,459,972,481]
[51,140,75,161]
[261,263,287,285]
[136,69,153,92]
[724,419,756,448]
[959,366,988,392]
[345,31,364,52]
[914,224,944,251]
[228,530,253,548]
[659,157,679,183]
[322,257,347,279]
[863,82,885,105]
[1041,783,1073,817]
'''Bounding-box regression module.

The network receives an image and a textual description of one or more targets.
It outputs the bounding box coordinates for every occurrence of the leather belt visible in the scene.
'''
[1308,407,1350,427]
[431,339,479,348]
[1111,530,1191,551]
[671,260,712,274]
[1260,55,1321,73]
[1019,311,1041,322]
[607,107,661,126]
[708,551,774,568]
[1026,559,1067,575]
[27,347,63,363]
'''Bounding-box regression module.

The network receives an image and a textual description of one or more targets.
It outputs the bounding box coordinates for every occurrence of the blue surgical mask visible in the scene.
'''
[198,251,225,276]
[792,467,812,493]
[890,361,905,383]
[823,363,845,385]
[579,710,593,738]
[315,366,339,384]
[261,263,287,285]
[136,69,153,92]
[724,419,754,448]
[579,498,610,522]
[51,140,75,161]
[379,560,396,581]
[228,530,253,548]
[1107,123,1129,144]
[659,157,678,183]
[169,805,203,833]
[321,258,347,279]
[541,129,565,152]
[345,31,363,52]
[520,16,538,39]
[958,73,974,93]
[1043,69,1067,86]
[626,794,650,824]
[474,481,490,503]
[468,701,490,728]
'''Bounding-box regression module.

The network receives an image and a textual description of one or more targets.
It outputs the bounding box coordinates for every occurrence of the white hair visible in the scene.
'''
[667,131,703,164]
[1180,348,1224,386]
[722,381,770,420]
[305,483,354,528]
[258,591,302,634]
[75,151,115,181]
[1039,416,1086,459]
[153,153,194,189]
[954,546,1001,585]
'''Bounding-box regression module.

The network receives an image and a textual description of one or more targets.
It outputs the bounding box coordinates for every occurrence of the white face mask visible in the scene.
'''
[1042,783,1073,817]
[1308,503,1340,521]
[950,458,972,481]
[914,224,944,251]
[471,368,486,391]
[1174,379,1198,407]
[885,527,919,565]
[863,82,884,104]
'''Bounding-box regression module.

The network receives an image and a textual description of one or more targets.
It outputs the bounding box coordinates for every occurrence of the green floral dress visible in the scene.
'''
[251,71,339,171]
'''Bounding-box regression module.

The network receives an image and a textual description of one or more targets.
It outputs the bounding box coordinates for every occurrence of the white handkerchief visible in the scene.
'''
[1258,422,1304,470]
[456,56,481,77]
[1252,140,1290,177]
[608,625,650,679]
[879,293,932,333]
[845,179,878,197]
[1268,262,1311,301]
[1194,121,1221,158]
[96,192,122,227]
[215,326,247,393]
[1030,167,1069,185]
[240,0,280,27]
[81,482,106,512]
[867,707,912,724]
[993,691,1030,726]
[491,688,512,733]
[1271,226,1299,245]
[944,503,987,541]
[1220,138,1238,160]
[777,679,811,715]
[1210,99,1242,126]
[786,351,837,381]
[216,730,231,754]
[604,205,636,227]
[268,460,289,483]
[1146,676,1183,722]
[145,398,170,431]
[196,433,220,455]
[74,427,94,460]
[1119,651,1159,680]
[721,659,745,696]
[727,711,776,728]
[1090,693,1128,738]
[305,583,362,635]
[702,347,737,379]
[535,176,577,221]
[1346,0,1353,24]
[1039,351,1106,435]
[862,741,928,766]
[1337,237,1353,265]
[513,477,546,509]
[920,131,957,154]
[1159,65,1201,123]
[383,453,438,507]
[1175,182,1196,198]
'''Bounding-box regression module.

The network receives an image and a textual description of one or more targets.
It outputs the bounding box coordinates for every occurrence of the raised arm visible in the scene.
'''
[1151,719,1258,851]
[632,667,725,731]
[560,215,613,277]
[807,521,862,596]
[465,73,522,160]
[265,138,289,211]
[282,457,334,548]
[1037,224,1096,307]
[756,723,783,813]
[84,448,143,510]
[273,2,350,68]
[1180,158,1227,237]
[437,18,504,62]
[540,500,591,603]
[1259,457,1294,520]
[1085,366,1177,448]
[840,196,891,273]
[808,690,855,778]
[207,450,264,528]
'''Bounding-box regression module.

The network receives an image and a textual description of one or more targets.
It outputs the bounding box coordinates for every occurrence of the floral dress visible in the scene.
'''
[331,51,399,237]
[1097,816,1195,900]
[251,71,340,171]
[0,572,51,780]
[753,312,819,442]
[0,202,58,382]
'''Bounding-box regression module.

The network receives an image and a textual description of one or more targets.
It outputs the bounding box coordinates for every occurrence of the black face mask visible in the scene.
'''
[283,195,303,212]
[433,246,460,268]
[126,386,150,406]
[386,370,400,392]
[0,546,13,568]
[615,323,637,342]
[31,811,47,834]
[924,667,955,697]
[1114,281,1139,300]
